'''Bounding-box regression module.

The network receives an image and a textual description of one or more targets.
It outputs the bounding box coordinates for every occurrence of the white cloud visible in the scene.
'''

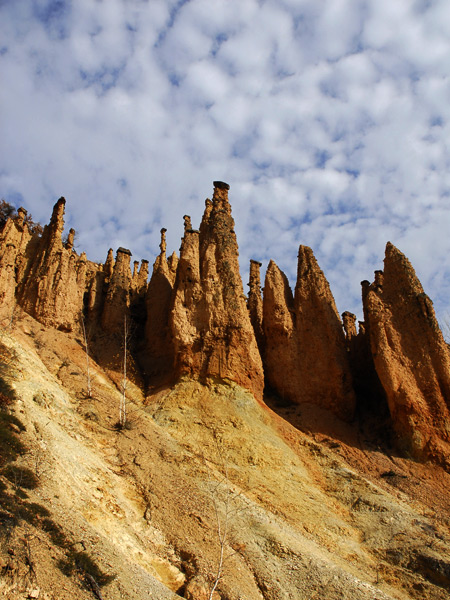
[1,0,450,325]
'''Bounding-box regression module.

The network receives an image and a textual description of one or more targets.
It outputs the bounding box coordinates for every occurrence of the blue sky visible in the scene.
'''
[1,0,450,323]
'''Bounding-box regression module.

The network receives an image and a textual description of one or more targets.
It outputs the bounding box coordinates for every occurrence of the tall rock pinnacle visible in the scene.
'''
[263,246,355,420]
[169,182,264,399]
[101,247,133,334]
[247,259,265,353]
[363,242,450,465]
[17,198,87,331]
[143,229,177,382]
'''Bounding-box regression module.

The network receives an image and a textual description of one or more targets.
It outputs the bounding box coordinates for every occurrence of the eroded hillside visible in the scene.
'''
[1,183,450,599]
[1,315,450,600]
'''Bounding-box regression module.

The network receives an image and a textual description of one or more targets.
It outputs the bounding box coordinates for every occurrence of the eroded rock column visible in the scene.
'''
[263,246,355,421]
[143,229,178,381]
[363,242,450,465]
[170,182,264,400]
[248,259,265,354]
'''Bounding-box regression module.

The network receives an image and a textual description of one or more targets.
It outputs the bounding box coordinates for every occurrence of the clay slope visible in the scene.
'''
[1,316,450,600]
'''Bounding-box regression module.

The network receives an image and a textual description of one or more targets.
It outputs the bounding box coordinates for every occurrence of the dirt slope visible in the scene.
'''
[1,314,450,600]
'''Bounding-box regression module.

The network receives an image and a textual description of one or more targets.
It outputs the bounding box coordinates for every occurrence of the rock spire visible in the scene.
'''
[263,247,355,421]
[363,242,450,465]
[169,182,264,399]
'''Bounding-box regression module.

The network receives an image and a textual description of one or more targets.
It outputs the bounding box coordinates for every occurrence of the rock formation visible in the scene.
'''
[363,242,450,465]
[342,311,357,341]
[263,247,355,421]
[16,198,87,332]
[262,260,297,398]
[143,229,177,382]
[170,181,264,400]
[2,186,450,470]
[247,259,265,353]
[0,209,33,321]
[101,247,133,334]
[0,199,148,336]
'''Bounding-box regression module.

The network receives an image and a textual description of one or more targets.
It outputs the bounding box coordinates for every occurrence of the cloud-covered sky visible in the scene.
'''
[1,0,450,323]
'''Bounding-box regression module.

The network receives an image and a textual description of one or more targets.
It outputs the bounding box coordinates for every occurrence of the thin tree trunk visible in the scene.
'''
[81,316,92,398]
[121,316,128,427]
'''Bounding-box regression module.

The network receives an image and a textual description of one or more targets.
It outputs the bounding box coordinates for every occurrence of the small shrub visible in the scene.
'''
[113,419,133,432]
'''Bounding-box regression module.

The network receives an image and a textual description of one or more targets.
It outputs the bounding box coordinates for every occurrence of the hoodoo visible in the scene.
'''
[247,259,265,354]
[363,242,450,466]
[263,246,355,421]
[143,228,177,382]
[2,183,450,600]
[170,181,264,400]
[17,198,87,332]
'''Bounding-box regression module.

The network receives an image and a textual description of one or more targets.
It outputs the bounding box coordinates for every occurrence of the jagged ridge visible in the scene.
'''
[1,183,449,468]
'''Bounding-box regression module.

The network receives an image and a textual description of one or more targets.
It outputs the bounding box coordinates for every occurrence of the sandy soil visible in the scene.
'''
[1,314,450,600]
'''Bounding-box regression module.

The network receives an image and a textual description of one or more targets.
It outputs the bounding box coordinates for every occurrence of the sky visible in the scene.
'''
[1,0,450,325]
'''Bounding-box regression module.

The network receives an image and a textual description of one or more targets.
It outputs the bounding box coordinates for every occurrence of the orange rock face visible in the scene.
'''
[263,247,355,420]
[363,242,450,465]
[101,247,133,334]
[170,182,264,400]
[247,259,265,354]
[0,210,33,322]
[143,229,177,382]
[17,198,87,332]
[262,259,297,399]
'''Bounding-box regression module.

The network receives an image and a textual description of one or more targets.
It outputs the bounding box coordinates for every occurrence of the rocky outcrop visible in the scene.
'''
[132,259,149,299]
[247,259,265,353]
[170,182,264,400]
[0,198,152,339]
[17,198,87,331]
[2,186,450,468]
[263,247,355,421]
[342,311,357,341]
[363,242,450,465]
[263,260,297,399]
[101,247,133,335]
[143,229,177,382]
[0,209,33,322]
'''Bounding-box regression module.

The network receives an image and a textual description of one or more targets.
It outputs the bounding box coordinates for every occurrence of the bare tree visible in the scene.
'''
[119,315,129,428]
[205,430,247,600]
[81,316,92,398]
[208,461,231,599]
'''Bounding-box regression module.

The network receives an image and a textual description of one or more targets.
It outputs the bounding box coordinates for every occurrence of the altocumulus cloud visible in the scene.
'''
[1,0,450,322]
